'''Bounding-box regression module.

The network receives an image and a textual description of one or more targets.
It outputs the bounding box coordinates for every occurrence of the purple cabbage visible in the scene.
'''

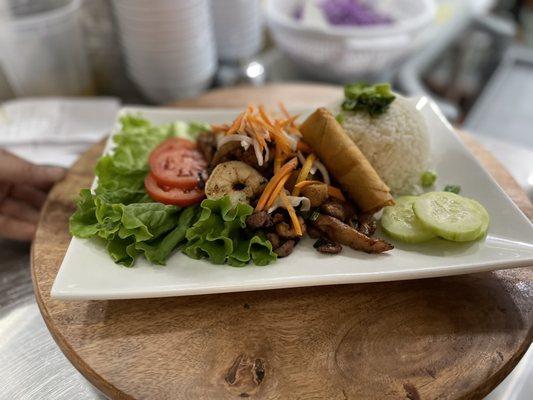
[319,0,392,26]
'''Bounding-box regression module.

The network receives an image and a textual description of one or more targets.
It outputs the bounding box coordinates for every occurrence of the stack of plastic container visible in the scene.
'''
[113,0,217,103]
[0,0,92,96]
[211,0,263,62]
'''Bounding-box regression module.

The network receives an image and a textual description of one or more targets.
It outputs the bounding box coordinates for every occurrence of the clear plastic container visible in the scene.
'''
[0,0,93,96]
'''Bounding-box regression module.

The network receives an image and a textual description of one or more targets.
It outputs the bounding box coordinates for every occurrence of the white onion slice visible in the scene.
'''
[282,129,298,151]
[263,144,270,163]
[267,191,311,214]
[252,139,263,166]
[217,134,253,149]
[314,159,330,185]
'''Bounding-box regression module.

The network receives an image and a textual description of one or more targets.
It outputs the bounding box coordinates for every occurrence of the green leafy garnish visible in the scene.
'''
[183,197,277,267]
[420,170,437,187]
[341,82,395,116]
[335,113,345,125]
[444,185,461,194]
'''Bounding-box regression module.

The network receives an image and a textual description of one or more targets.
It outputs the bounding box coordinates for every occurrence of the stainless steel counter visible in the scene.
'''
[0,239,105,400]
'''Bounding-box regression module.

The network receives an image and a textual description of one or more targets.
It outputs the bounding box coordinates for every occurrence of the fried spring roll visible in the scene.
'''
[299,108,394,213]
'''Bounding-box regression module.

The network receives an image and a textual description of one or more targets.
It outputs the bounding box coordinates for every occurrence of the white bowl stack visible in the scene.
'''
[211,0,263,62]
[112,0,217,103]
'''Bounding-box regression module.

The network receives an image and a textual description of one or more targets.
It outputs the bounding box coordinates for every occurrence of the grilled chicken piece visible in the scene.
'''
[320,200,356,222]
[301,183,329,208]
[246,211,272,230]
[275,216,306,239]
[274,240,296,258]
[356,213,377,236]
[313,238,342,254]
[210,141,273,173]
[266,232,281,250]
[312,214,393,254]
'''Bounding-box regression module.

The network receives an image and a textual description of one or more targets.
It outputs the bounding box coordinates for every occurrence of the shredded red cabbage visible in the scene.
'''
[319,0,392,26]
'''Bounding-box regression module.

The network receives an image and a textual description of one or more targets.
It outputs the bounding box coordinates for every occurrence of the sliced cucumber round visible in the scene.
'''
[413,192,484,242]
[469,198,490,240]
[381,196,437,243]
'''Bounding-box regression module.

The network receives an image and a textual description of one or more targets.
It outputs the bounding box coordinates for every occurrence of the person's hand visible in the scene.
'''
[0,149,65,241]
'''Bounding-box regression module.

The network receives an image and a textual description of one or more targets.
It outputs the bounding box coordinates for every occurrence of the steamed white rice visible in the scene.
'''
[334,95,430,195]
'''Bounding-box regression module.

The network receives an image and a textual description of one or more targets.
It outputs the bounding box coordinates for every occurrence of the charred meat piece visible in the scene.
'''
[275,216,306,239]
[266,232,281,250]
[313,238,342,254]
[307,225,322,239]
[356,214,377,236]
[271,212,286,225]
[320,200,356,222]
[197,131,216,165]
[246,211,273,230]
[274,240,295,258]
[312,214,393,254]
[210,141,272,173]
[210,141,241,167]
[301,183,329,208]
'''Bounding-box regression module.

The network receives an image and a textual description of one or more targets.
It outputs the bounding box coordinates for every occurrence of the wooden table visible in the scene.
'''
[32,84,533,400]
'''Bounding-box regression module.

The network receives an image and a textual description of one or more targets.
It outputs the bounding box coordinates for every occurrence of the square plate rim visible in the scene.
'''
[50,97,533,300]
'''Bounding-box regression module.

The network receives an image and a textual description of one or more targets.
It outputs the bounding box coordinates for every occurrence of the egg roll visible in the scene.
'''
[299,108,394,213]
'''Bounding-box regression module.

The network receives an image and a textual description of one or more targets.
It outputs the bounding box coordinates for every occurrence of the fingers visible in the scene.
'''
[0,197,41,223]
[0,149,65,190]
[10,184,48,209]
[0,214,36,241]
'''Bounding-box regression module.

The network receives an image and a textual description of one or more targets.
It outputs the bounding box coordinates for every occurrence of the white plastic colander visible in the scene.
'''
[265,0,436,82]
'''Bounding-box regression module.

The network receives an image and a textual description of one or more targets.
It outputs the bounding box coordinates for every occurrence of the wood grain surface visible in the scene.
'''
[32,84,533,400]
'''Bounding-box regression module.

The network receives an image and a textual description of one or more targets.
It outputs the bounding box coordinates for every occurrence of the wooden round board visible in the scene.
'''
[32,84,533,400]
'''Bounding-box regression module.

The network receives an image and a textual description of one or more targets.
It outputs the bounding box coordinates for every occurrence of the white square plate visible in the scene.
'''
[51,98,533,300]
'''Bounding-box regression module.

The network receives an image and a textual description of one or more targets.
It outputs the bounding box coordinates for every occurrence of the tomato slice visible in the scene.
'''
[149,138,207,189]
[144,173,205,207]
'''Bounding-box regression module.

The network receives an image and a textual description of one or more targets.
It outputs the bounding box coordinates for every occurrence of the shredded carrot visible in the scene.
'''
[278,101,291,120]
[296,140,313,153]
[227,112,245,135]
[265,174,292,209]
[294,180,323,189]
[256,157,298,211]
[258,105,274,127]
[280,114,300,127]
[280,191,303,236]
[248,115,267,150]
[293,153,316,196]
[271,122,292,154]
[273,157,282,174]
[294,180,346,201]
[211,123,230,132]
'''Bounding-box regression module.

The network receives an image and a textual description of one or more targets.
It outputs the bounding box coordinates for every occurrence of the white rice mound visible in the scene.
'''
[335,95,430,195]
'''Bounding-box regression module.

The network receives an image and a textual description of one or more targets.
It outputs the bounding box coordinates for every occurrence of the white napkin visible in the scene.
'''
[0,97,120,167]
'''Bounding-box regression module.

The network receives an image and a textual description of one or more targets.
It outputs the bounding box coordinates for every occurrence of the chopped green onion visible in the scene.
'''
[341,82,395,116]
[420,170,437,187]
[309,211,321,222]
[443,184,461,194]
[335,113,345,125]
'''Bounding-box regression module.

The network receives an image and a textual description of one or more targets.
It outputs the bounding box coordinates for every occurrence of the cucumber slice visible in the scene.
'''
[469,198,490,240]
[413,192,484,242]
[381,196,437,243]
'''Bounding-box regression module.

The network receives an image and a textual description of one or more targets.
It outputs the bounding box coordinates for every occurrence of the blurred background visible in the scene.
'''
[0,1,532,399]
[0,0,532,197]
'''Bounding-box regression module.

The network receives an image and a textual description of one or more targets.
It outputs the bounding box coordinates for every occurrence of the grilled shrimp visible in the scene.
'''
[205,161,267,205]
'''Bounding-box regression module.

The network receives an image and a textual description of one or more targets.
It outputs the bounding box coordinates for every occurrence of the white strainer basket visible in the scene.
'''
[266,0,436,82]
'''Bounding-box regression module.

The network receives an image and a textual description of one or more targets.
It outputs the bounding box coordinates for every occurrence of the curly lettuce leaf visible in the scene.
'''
[183,197,277,267]
[70,115,275,268]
